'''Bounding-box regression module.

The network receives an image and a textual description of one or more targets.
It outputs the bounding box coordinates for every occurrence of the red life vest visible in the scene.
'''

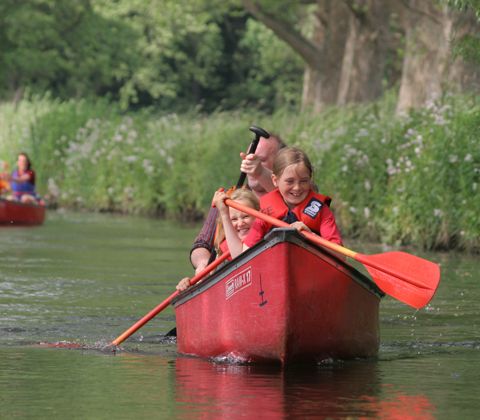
[260,189,332,234]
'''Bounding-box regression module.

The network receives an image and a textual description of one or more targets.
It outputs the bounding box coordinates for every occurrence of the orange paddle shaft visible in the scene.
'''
[111,251,231,346]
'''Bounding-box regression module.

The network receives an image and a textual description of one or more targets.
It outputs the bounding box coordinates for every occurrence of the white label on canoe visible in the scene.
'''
[225,266,252,300]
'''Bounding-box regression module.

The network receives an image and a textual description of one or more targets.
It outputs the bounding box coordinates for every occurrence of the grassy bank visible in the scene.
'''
[0,93,478,251]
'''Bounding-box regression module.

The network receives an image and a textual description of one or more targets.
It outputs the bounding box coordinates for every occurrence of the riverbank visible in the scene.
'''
[0,93,478,251]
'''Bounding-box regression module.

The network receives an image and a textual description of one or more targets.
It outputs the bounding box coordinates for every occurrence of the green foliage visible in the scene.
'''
[227,19,303,110]
[241,0,304,25]
[447,0,480,17]
[447,0,480,63]
[1,94,478,251]
[0,0,303,112]
[453,33,480,63]
[0,0,139,99]
[95,0,227,109]
[286,94,480,252]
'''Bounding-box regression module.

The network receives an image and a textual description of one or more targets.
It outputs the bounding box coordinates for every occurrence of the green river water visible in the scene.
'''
[0,211,478,419]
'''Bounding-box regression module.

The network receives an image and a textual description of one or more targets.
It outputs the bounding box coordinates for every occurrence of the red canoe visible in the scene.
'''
[173,229,384,364]
[0,198,46,225]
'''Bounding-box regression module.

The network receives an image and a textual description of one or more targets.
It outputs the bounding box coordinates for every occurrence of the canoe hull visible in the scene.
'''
[0,198,46,225]
[173,229,382,364]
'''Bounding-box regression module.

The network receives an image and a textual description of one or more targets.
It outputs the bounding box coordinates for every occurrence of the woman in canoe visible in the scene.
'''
[176,188,259,291]
[8,152,42,204]
[226,147,343,259]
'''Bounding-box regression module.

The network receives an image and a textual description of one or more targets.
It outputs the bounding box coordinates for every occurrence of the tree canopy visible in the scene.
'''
[0,0,478,113]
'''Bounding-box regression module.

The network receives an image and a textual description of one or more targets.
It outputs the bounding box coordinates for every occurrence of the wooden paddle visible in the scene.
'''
[111,125,271,346]
[225,198,441,309]
[110,251,231,346]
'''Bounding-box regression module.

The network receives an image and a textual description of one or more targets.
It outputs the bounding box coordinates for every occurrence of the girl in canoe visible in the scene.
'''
[212,188,260,257]
[176,188,259,291]
[226,147,343,259]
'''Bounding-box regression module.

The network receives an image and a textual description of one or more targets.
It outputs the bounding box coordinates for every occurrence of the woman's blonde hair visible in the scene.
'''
[214,188,260,255]
[272,147,313,178]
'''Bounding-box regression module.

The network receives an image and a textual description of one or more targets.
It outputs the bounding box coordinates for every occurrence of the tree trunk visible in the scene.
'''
[336,0,391,106]
[397,0,480,113]
[300,0,394,111]
[242,0,394,112]
[243,0,479,113]
[301,1,349,112]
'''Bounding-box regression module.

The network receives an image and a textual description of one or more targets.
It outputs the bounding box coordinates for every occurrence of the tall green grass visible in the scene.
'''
[1,93,478,251]
[292,96,479,252]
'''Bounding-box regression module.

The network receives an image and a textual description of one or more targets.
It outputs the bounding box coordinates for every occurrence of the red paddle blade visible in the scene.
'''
[355,252,440,309]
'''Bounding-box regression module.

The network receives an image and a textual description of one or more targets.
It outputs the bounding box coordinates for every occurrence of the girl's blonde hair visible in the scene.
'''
[214,188,260,255]
[272,147,313,178]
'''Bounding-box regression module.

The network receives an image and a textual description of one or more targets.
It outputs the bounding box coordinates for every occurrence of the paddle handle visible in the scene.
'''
[111,251,231,346]
[236,126,270,189]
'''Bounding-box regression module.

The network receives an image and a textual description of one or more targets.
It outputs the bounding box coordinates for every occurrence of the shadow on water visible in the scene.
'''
[0,342,439,419]
[19,331,450,419]
[172,356,436,419]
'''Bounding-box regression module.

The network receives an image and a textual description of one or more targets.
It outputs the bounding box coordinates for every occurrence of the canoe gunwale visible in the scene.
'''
[0,197,44,209]
[172,228,384,308]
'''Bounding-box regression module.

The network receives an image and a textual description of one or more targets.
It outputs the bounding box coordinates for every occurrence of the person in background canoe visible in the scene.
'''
[176,188,259,292]
[189,133,286,275]
[0,161,11,195]
[7,152,41,204]
[226,147,343,259]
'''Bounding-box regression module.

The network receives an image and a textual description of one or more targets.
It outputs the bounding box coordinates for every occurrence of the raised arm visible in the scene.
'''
[240,152,276,194]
